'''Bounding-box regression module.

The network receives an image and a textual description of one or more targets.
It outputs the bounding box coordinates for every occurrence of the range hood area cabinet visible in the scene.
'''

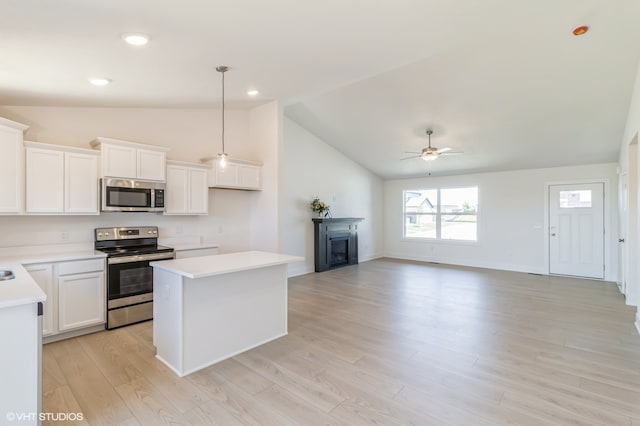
[203,158,262,191]
[25,142,99,214]
[0,117,29,214]
[91,137,169,182]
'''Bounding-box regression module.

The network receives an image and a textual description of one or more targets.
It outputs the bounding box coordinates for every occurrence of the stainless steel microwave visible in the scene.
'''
[101,178,166,212]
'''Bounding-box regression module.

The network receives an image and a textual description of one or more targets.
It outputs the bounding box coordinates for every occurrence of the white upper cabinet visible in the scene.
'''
[189,167,208,214]
[26,145,65,213]
[205,158,262,191]
[165,164,188,213]
[91,137,169,181]
[25,141,99,214]
[101,143,137,178]
[165,161,209,215]
[237,163,261,189]
[138,148,166,181]
[65,151,99,213]
[0,117,28,214]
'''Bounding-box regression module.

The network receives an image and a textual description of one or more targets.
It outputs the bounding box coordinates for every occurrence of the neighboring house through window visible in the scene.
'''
[404,187,478,241]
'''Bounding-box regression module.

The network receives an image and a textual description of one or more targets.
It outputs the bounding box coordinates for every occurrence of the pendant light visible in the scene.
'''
[216,65,229,168]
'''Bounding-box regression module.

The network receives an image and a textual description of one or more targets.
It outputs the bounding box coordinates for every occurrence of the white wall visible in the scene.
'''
[384,163,619,280]
[0,105,265,253]
[281,117,384,276]
[249,101,281,252]
[618,61,640,321]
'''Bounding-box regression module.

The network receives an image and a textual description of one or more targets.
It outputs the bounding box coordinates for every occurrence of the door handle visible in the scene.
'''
[619,238,625,243]
[551,233,556,236]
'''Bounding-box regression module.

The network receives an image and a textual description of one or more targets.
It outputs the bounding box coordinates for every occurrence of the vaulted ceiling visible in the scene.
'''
[2,0,639,178]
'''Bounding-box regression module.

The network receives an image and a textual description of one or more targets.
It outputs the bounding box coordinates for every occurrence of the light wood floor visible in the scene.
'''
[43,258,640,425]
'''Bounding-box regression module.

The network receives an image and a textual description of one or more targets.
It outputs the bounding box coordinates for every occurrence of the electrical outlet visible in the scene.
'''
[218,225,223,234]
[61,231,69,241]
[176,225,183,235]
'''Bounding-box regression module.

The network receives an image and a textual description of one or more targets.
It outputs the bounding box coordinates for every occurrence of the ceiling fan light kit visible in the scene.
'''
[402,129,462,162]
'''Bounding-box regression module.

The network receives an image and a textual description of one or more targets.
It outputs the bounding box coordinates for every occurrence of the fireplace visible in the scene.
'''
[312,218,363,272]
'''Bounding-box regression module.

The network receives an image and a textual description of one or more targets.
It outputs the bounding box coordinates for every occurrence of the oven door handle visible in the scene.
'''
[107,252,175,264]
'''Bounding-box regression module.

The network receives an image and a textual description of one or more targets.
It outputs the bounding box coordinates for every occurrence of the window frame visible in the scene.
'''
[403,186,479,243]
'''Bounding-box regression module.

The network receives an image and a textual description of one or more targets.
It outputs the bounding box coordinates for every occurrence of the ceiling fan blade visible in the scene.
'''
[400,155,421,161]
[404,151,421,154]
[439,151,464,156]
[436,147,452,153]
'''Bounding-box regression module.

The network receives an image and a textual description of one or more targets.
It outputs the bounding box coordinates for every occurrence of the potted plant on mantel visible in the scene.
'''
[310,197,331,218]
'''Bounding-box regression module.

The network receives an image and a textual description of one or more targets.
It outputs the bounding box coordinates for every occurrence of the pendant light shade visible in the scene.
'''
[216,65,229,168]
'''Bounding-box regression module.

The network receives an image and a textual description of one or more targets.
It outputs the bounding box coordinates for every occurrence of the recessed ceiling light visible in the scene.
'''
[122,33,150,46]
[572,25,589,36]
[88,78,111,86]
[247,89,259,96]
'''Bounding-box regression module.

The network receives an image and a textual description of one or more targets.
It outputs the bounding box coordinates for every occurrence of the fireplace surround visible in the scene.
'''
[312,217,364,272]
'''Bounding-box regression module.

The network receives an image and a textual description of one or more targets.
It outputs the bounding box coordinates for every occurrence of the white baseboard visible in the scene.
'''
[43,323,105,344]
[286,253,384,278]
[382,251,545,275]
[359,253,384,263]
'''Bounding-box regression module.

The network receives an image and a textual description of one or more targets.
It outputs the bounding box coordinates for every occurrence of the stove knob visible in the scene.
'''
[97,232,103,237]
[152,230,157,234]
[148,230,152,234]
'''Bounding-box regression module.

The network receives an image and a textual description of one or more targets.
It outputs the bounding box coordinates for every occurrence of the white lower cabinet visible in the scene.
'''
[58,271,104,331]
[23,263,55,336]
[24,258,105,339]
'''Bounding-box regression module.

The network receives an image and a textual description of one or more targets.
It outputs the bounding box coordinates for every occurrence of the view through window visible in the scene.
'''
[404,187,478,241]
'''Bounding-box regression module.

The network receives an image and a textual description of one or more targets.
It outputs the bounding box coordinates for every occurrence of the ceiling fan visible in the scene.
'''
[402,130,463,161]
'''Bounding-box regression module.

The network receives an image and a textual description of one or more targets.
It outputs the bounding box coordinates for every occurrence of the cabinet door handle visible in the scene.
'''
[619,238,625,243]
[551,233,556,236]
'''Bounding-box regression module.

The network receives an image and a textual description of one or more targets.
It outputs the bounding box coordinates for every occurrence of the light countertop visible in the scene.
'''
[0,249,106,309]
[0,260,46,309]
[170,242,219,252]
[150,250,304,279]
[16,250,106,265]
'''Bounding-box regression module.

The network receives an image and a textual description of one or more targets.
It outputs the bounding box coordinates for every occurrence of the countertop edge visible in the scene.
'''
[0,292,47,309]
[151,251,304,279]
[0,249,107,310]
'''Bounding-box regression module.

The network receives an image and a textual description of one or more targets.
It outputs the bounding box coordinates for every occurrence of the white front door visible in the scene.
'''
[549,183,604,279]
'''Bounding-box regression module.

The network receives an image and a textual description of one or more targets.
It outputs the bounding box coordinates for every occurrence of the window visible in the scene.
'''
[404,186,478,241]
[559,190,592,208]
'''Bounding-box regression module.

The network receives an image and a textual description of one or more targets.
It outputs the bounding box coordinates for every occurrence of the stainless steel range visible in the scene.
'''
[95,226,174,329]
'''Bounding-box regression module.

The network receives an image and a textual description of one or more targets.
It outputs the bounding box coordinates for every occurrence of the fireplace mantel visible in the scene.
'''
[312,217,364,272]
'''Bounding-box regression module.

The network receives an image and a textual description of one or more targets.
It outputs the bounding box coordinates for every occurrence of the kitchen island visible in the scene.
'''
[150,250,303,377]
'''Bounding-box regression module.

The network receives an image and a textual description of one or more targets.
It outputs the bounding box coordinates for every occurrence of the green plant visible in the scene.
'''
[310,197,330,215]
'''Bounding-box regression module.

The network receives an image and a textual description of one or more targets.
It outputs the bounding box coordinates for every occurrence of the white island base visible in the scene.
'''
[151,251,302,377]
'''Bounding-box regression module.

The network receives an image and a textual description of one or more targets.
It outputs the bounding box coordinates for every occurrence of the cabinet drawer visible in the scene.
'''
[57,258,104,275]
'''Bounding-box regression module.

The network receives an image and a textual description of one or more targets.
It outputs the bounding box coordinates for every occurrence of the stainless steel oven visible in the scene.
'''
[95,226,174,329]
